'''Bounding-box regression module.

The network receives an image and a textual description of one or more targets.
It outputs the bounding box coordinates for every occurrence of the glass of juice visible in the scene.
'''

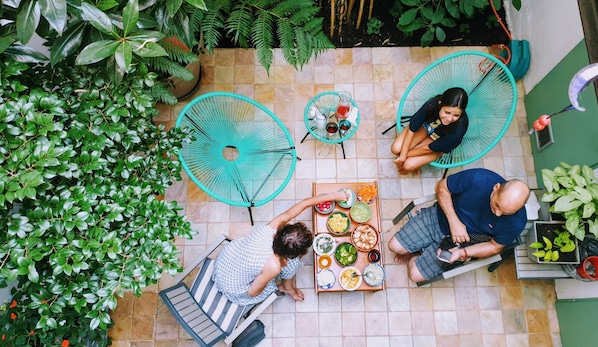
[336,92,352,120]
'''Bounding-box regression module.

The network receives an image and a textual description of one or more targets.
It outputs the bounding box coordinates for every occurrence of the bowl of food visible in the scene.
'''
[350,202,371,223]
[318,254,333,269]
[316,268,336,290]
[338,266,362,291]
[327,211,351,235]
[314,200,335,214]
[334,242,358,266]
[363,263,385,287]
[351,224,378,252]
[357,184,378,204]
[313,233,336,256]
[337,188,356,209]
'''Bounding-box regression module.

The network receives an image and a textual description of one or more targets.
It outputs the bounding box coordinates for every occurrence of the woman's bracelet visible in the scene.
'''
[461,248,468,260]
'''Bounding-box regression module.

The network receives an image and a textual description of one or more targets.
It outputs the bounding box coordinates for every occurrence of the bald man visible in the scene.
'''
[389,168,530,283]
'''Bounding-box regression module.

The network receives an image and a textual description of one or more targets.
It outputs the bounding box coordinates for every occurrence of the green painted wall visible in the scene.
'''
[525,40,598,186]
[556,298,598,347]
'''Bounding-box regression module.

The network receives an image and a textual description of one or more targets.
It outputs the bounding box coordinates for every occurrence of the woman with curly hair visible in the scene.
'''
[212,191,348,305]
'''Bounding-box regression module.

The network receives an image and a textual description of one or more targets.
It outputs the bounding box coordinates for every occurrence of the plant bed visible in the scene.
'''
[528,222,581,264]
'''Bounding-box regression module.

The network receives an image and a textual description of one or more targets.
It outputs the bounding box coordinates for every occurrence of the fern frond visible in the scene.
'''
[302,17,325,34]
[147,57,194,81]
[201,0,234,52]
[160,41,199,65]
[288,6,320,25]
[149,82,179,105]
[252,10,275,72]
[271,0,305,16]
[277,20,297,67]
[293,27,311,68]
[225,3,254,47]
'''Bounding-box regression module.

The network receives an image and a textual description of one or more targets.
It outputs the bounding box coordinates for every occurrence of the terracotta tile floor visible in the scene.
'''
[109,47,561,347]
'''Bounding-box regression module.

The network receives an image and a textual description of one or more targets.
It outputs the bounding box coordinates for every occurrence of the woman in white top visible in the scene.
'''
[213,191,348,305]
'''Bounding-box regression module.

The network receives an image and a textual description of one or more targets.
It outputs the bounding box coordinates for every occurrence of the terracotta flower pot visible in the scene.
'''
[576,256,598,280]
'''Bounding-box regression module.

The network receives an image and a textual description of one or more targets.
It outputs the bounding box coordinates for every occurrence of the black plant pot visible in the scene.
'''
[528,221,581,264]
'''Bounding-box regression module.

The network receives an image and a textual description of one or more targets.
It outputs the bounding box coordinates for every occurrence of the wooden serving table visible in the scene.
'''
[312,181,385,293]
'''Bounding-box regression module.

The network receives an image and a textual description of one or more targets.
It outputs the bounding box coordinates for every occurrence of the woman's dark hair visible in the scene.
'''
[424,87,469,131]
[272,222,313,259]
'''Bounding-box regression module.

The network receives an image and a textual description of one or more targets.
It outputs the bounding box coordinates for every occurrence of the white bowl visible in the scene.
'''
[316,269,336,289]
[338,266,362,291]
[313,233,336,256]
[363,263,385,287]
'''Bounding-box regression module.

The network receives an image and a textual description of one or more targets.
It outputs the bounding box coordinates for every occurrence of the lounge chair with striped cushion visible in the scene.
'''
[159,234,282,346]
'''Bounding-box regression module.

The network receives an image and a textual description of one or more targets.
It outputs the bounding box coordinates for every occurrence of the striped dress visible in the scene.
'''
[212,224,303,306]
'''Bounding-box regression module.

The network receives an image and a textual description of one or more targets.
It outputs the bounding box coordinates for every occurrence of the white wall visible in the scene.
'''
[504,0,584,94]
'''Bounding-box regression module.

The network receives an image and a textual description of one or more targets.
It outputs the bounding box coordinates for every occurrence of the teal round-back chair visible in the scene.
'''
[383,50,517,176]
[176,92,297,224]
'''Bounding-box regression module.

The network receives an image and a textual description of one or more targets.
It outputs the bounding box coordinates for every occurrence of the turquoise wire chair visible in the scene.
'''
[383,50,517,175]
[176,92,297,224]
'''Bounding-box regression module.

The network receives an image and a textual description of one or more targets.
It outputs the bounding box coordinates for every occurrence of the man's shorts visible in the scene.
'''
[394,205,447,280]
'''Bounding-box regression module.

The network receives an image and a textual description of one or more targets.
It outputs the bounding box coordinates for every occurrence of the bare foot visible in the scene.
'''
[393,158,404,170]
[277,284,304,301]
[278,283,305,301]
[393,252,420,264]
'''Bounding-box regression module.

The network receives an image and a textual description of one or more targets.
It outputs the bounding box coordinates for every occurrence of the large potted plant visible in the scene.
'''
[1,0,333,104]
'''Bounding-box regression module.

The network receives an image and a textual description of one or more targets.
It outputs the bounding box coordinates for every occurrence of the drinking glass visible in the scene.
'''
[336,92,352,120]
[326,121,338,138]
[338,119,351,137]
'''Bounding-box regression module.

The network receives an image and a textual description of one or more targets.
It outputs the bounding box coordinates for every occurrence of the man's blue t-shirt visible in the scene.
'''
[436,168,527,245]
[408,98,469,153]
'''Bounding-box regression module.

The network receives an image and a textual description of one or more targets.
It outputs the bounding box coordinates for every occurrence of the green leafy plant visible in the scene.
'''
[541,162,598,240]
[198,0,334,72]
[391,0,520,47]
[529,230,576,262]
[0,59,195,346]
[367,18,384,35]
[0,0,333,83]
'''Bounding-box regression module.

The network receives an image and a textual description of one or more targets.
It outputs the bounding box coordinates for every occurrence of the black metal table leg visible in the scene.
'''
[340,142,346,159]
[300,131,310,143]
[382,123,397,135]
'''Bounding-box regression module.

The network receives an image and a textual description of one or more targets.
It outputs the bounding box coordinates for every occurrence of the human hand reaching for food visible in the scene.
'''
[331,190,349,202]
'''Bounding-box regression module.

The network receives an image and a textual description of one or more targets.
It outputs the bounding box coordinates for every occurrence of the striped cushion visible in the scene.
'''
[190,258,248,335]
[159,283,225,347]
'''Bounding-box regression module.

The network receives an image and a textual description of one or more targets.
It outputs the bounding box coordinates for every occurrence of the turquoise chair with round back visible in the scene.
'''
[176,92,297,224]
[383,50,517,176]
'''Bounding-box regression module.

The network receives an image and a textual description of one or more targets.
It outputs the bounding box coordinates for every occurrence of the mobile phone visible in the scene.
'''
[437,250,452,263]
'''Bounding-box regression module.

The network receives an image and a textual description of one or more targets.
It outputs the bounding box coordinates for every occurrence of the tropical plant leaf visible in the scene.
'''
[49,22,85,66]
[122,0,139,37]
[80,2,114,35]
[420,28,434,47]
[435,26,446,42]
[75,40,120,65]
[399,8,419,26]
[0,33,17,54]
[444,0,460,19]
[131,40,168,58]
[16,0,41,44]
[185,0,207,10]
[3,45,48,62]
[114,42,132,71]
[277,20,296,66]
[39,0,67,35]
[97,0,119,11]
[166,0,183,18]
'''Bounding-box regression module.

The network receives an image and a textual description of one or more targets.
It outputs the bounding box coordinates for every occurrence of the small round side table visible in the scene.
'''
[300,91,361,159]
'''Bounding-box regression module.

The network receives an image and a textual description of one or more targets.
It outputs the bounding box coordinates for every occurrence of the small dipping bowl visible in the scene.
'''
[368,249,381,263]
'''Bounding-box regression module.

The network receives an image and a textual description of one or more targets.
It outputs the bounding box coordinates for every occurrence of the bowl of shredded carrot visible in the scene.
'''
[357,184,377,204]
